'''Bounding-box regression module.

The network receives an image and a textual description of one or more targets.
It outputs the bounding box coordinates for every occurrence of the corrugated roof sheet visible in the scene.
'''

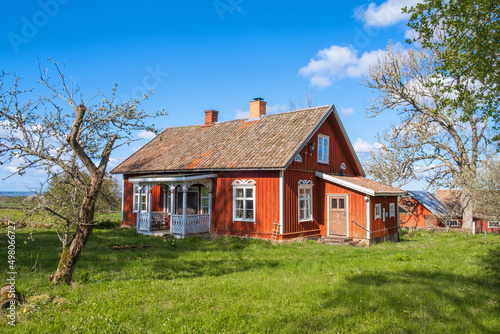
[112,105,333,174]
[407,191,449,218]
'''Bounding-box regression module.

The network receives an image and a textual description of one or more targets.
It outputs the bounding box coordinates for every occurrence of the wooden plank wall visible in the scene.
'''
[282,170,320,237]
[213,171,279,239]
[371,197,399,239]
[322,180,367,239]
[287,114,360,176]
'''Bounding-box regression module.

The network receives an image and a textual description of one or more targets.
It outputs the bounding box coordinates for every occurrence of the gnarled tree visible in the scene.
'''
[0,60,166,284]
[363,44,492,230]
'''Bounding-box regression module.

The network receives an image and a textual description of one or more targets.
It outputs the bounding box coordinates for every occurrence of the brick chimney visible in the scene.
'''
[204,109,219,126]
[249,98,266,119]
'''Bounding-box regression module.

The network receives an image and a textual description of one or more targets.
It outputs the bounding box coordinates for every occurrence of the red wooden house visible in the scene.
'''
[436,190,499,234]
[399,191,448,228]
[111,99,405,244]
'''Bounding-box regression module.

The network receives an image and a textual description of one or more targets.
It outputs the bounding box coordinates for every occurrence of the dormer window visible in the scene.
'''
[318,134,329,164]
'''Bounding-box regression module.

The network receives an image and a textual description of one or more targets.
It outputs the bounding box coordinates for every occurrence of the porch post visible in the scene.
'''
[208,190,213,233]
[170,185,175,234]
[182,185,188,237]
[148,185,153,232]
[136,185,141,232]
[163,186,167,214]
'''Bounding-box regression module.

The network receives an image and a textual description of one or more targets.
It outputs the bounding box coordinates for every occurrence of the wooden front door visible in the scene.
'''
[329,196,347,236]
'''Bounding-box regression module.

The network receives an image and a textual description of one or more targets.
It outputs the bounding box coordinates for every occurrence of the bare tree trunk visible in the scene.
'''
[51,175,102,285]
[50,224,94,284]
[460,192,473,231]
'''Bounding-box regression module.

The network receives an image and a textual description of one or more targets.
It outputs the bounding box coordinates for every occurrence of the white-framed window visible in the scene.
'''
[165,190,172,214]
[375,204,381,219]
[389,203,395,218]
[450,220,459,227]
[232,180,256,222]
[298,184,313,222]
[201,187,210,214]
[133,185,147,213]
[488,221,499,228]
[317,134,329,164]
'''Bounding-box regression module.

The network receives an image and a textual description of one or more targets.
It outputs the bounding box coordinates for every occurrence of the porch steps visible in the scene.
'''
[318,236,358,246]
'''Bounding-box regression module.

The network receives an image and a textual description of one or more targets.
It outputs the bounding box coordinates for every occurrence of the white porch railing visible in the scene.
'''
[171,214,210,237]
[137,212,150,231]
[138,212,168,232]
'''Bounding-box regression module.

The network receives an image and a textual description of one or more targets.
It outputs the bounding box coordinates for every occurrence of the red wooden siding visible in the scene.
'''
[282,170,320,237]
[399,198,440,228]
[212,171,279,239]
[370,197,399,239]
[287,113,361,176]
[321,179,368,239]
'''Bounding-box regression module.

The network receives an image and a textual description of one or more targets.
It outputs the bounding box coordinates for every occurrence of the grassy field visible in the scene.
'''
[0,226,499,333]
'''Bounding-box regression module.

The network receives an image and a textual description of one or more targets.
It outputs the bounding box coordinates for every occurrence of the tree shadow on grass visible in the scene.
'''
[287,255,500,333]
[75,232,279,283]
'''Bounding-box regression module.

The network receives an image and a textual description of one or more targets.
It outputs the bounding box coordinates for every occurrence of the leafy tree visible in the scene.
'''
[0,60,166,284]
[363,44,492,230]
[404,0,500,142]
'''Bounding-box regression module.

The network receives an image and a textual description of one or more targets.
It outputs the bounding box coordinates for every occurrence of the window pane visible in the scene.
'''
[332,199,337,209]
[236,210,243,218]
[299,200,305,209]
[245,188,253,198]
[202,198,209,206]
[246,200,253,210]
[236,200,243,209]
[339,199,345,209]
[236,188,244,197]
[299,209,304,220]
[246,209,253,219]
[201,187,209,196]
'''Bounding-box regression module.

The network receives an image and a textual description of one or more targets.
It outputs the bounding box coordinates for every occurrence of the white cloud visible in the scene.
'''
[235,109,249,119]
[299,45,385,88]
[354,0,420,28]
[404,28,418,40]
[353,138,382,154]
[267,104,288,114]
[340,107,355,116]
[137,131,156,140]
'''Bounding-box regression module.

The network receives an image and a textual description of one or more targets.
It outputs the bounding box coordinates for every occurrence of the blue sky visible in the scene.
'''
[0,0,422,191]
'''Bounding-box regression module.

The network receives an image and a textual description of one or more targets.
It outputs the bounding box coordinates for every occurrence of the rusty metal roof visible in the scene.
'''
[112,105,334,174]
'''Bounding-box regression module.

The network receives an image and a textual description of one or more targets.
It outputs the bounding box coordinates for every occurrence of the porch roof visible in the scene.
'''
[316,172,406,197]
[129,173,217,184]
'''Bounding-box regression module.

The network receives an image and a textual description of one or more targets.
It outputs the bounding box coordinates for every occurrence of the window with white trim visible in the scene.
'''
[298,184,313,222]
[375,204,381,219]
[201,187,210,214]
[233,181,255,222]
[133,185,147,213]
[450,220,459,227]
[317,134,329,164]
[389,203,395,218]
[488,221,499,228]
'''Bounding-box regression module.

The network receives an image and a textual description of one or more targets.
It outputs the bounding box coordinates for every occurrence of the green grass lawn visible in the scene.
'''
[1,227,499,333]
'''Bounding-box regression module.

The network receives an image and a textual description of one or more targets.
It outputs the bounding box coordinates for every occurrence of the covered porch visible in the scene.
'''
[129,173,216,238]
